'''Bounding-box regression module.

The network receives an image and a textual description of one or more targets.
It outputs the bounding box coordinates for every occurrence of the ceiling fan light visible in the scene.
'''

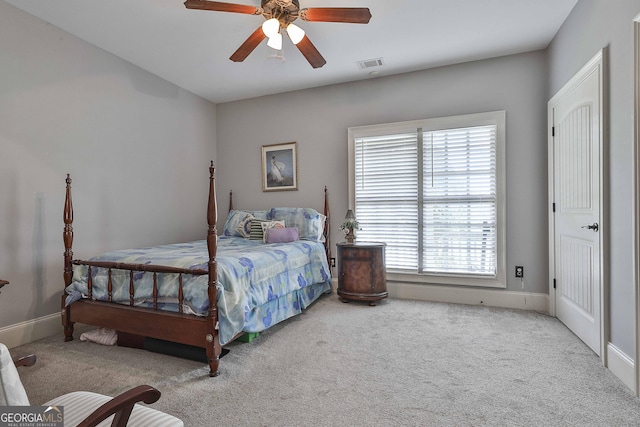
[286,23,305,45]
[262,18,280,38]
[267,33,283,50]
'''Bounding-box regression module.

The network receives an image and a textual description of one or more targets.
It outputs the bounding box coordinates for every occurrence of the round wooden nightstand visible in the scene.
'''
[336,242,387,306]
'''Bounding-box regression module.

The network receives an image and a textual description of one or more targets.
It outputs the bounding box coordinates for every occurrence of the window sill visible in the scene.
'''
[386,271,506,289]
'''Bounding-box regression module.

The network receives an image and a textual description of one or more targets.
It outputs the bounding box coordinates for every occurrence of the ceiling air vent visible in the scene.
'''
[357,57,384,70]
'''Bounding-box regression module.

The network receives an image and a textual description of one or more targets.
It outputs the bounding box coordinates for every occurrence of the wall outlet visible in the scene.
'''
[330,257,336,268]
[515,266,524,278]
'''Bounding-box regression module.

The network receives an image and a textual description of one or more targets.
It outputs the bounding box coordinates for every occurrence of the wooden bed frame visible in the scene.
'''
[61,161,330,377]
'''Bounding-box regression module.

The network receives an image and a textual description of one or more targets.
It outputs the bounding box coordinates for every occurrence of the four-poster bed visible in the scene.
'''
[61,162,331,377]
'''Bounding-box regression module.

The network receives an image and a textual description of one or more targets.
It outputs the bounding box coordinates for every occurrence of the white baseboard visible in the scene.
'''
[387,281,549,313]
[607,343,635,392]
[0,313,61,349]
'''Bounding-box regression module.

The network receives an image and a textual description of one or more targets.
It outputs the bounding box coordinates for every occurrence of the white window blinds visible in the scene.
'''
[354,133,419,270]
[422,125,497,276]
[352,113,503,283]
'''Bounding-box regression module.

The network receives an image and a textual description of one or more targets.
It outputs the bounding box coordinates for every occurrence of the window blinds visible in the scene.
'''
[354,133,419,270]
[354,124,497,277]
[422,125,497,275]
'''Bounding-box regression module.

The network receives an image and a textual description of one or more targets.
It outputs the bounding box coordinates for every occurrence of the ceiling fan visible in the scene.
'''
[184,0,372,68]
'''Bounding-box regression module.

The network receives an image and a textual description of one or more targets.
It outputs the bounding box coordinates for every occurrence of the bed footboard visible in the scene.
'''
[62,162,222,377]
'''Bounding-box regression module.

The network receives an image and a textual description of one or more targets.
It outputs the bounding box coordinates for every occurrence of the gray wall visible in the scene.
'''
[548,0,640,358]
[217,50,549,294]
[9,0,636,364]
[0,2,217,328]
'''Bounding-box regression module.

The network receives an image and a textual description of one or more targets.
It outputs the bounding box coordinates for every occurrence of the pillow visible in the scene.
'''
[260,220,285,243]
[223,210,269,237]
[266,227,299,244]
[236,214,254,238]
[249,220,268,241]
[268,207,326,242]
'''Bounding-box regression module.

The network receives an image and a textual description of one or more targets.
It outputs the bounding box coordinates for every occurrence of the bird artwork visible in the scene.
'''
[262,143,297,191]
[270,154,286,183]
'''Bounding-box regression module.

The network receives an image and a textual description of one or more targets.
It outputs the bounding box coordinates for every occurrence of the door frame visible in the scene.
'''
[548,49,607,365]
[634,15,640,397]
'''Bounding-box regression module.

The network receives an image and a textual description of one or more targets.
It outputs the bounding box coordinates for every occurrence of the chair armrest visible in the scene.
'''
[13,354,36,368]
[76,385,161,427]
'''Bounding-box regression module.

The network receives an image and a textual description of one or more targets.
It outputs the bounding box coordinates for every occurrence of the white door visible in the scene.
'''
[549,51,604,356]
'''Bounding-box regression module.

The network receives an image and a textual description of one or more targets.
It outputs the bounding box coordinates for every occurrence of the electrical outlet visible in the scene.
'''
[330,257,336,268]
[515,266,524,278]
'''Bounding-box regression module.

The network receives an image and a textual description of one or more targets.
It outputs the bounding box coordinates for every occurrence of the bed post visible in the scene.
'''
[324,186,331,269]
[62,174,75,341]
[206,161,221,377]
[229,190,233,212]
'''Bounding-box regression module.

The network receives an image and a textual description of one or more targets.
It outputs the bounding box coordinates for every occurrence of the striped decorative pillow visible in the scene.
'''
[249,220,267,241]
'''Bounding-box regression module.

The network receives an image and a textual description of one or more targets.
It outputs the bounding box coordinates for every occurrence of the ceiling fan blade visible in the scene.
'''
[295,35,326,69]
[230,26,267,62]
[300,7,372,24]
[184,0,261,15]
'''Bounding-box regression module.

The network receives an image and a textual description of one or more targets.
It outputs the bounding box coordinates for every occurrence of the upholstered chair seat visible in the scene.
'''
[44,391,183,427]
[0,343,183,427]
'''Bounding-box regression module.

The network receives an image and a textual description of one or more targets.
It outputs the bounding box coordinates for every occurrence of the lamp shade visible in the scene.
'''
[262,18,280,38]
[267,32,283,50]
[345,209,355,220]
[286,23,305,45]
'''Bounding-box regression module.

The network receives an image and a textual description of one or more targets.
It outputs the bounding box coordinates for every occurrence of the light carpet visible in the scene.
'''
[11,292,640,426]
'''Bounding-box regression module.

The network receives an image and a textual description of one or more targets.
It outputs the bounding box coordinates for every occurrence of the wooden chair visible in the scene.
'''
[1,343,183,427]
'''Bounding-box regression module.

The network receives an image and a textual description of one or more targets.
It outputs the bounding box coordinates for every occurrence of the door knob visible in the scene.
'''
[581,223,599,232]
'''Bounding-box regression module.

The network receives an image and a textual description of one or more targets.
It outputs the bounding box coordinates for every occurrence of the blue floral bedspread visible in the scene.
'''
[66,237,332,345]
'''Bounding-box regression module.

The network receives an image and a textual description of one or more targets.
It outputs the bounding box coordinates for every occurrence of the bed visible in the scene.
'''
[61,162,332,377]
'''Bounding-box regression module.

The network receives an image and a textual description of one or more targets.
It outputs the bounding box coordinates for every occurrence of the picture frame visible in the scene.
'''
[262,142,298,191]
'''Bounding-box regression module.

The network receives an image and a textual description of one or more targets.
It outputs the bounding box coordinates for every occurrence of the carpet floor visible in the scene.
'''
[11,292,640,426]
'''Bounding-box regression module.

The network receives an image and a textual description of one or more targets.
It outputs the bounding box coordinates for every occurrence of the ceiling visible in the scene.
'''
[4,0,579,104]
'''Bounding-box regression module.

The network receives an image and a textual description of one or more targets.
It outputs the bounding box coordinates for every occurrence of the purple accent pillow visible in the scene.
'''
[266,227,299,243]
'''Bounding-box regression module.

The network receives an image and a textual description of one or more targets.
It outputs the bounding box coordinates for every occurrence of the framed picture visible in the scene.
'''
[262,142,298,191]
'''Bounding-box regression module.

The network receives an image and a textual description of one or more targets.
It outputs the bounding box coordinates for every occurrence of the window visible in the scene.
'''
[348,111,506,288]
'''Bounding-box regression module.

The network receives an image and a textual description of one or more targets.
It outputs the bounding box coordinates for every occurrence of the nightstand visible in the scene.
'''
[336,242,387,306]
